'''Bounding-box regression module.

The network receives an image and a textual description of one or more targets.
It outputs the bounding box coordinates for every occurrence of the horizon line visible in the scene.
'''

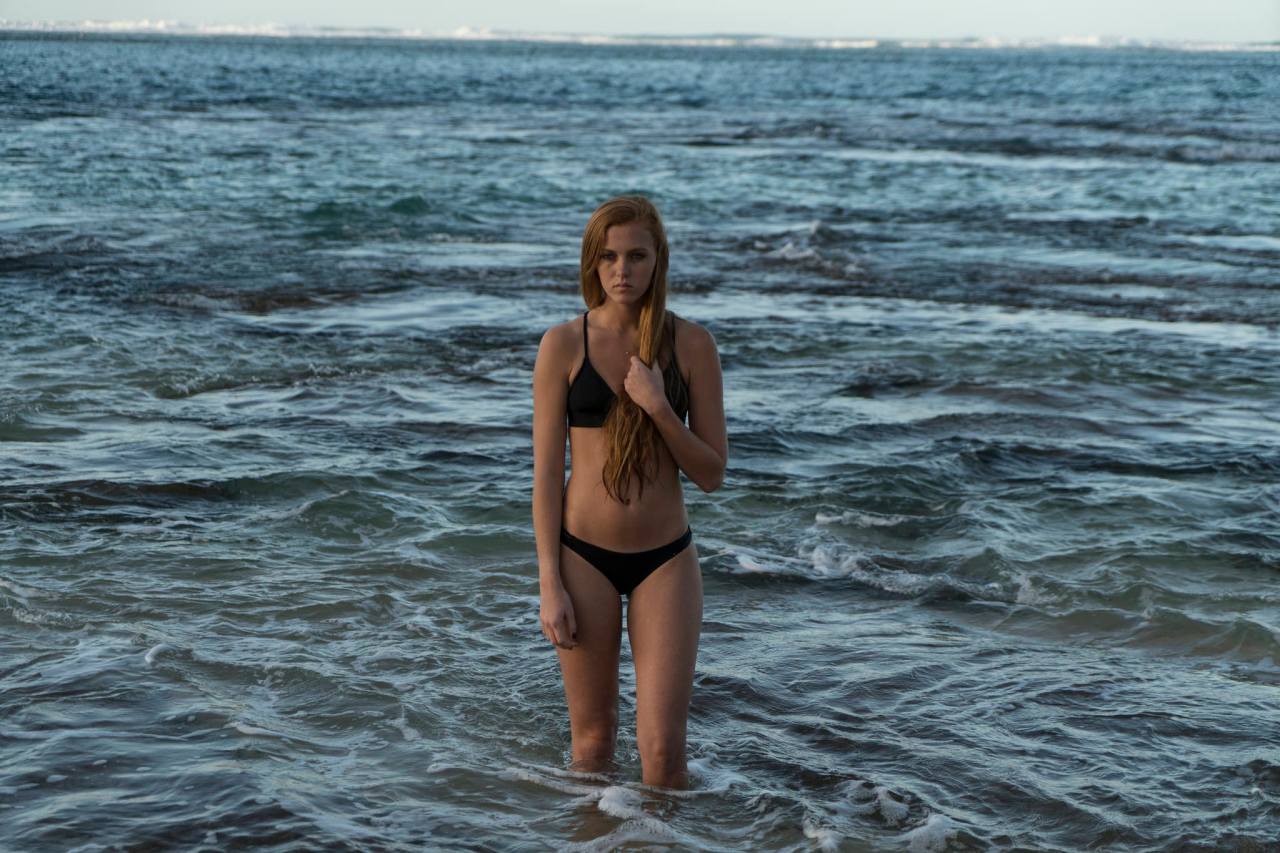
[2,19,1277,51]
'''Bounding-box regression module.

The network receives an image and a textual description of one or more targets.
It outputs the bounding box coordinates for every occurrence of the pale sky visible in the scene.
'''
[2,0,1277,43]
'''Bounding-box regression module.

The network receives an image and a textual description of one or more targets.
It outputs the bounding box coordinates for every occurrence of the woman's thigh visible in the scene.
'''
[625,543,703,750]
[555,542,624,737]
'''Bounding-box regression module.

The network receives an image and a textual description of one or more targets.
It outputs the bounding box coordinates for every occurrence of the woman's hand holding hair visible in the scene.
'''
[623,356,670,419]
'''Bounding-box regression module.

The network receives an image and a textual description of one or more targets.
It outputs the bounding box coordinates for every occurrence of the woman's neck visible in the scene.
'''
[593,300,645,333]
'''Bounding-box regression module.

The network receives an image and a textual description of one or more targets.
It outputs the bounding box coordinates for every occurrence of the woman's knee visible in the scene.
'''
[637,732,686,767]
[571,722,618,759]
[572,712,618,744]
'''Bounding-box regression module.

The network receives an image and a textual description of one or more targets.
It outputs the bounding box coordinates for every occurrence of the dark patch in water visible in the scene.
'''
[387,195,431,216]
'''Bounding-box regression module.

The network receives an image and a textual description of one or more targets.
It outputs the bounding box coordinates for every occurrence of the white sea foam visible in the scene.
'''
[9,606,81,628]
[497,765,600,797]
[1013,572,1054,606]
[815,509,915,528]
[596,785,646,819]
[686,756,753,793]
[564,791,687,851]
[143,643,175,666]
[2,20,1274,52]
[837,780,912,825]
[802,818,843,851]
[733,552,770,573]
[876,787,911,824]
[791,539,1045,603]
[899,812,958,852]
[730,547,823,579]
[806,542,880,582]
[766,241,820,261]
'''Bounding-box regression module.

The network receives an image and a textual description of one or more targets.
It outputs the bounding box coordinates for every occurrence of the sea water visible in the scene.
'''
[1,31,1278,851]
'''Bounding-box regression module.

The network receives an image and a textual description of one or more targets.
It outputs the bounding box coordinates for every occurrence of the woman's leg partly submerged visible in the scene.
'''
[626,542,702,789]
[556,541,624,773]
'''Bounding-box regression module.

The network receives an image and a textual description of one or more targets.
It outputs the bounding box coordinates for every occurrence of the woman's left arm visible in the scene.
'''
[627,324,727,493]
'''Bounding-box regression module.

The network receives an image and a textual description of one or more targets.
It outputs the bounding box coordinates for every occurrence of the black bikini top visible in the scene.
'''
[567,311,690,428]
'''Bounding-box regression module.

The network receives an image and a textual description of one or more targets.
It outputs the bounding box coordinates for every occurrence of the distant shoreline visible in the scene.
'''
[2,20,1277,52]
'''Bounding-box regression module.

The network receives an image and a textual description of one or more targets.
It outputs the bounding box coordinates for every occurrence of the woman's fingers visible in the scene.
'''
[555,613,577,649]
[558,614,577,648]
[541,615,577,648]
[541,587,578,648]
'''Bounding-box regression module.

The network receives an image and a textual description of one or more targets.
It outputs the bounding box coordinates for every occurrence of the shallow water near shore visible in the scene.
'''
[2,31,1279,851]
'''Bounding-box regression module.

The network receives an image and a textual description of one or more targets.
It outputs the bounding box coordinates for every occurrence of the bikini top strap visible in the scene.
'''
[582,311,589,353]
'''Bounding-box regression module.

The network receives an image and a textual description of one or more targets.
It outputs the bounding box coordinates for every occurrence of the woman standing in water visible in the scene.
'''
[531,196,727,789]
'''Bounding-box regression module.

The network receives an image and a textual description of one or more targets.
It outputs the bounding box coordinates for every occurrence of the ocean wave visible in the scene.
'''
[746,220,869,278]
[912,136,1280,166]
[0,474,377,524]
[936,435,1280,480]
[1,477,241,510]
[834,362,933,398]
[725,540,1017,604]
[0,232,119,274]
[1126,609,1280,661]
[149,366,340,398]
[0,414,83,443]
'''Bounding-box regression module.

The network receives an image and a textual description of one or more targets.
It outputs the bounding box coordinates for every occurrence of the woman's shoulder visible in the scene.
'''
[669,312,717,352]
[537,313,586,360]
[549,312,582,332]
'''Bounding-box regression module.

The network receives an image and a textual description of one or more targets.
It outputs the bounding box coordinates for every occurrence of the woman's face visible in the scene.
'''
[596,221,657,305]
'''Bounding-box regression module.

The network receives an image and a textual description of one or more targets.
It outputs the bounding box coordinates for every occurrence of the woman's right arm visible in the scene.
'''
[532,324,578,649]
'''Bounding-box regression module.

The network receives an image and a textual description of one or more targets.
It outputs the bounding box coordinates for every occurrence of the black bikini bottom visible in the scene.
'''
[559,525,694,597]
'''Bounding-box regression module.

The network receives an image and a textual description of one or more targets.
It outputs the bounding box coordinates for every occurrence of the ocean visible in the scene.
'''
[1,29,1278,851]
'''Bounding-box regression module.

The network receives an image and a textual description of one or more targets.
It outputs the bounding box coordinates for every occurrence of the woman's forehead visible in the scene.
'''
[603,222,655,251]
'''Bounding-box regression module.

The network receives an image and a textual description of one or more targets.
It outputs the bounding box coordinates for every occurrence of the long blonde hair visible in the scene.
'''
[579,196,677,505]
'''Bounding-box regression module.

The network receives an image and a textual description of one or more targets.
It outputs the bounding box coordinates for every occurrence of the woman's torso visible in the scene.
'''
[561,310,691,550]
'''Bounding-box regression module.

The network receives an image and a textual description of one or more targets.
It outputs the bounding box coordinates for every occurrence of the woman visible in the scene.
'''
[531,196,728,790]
